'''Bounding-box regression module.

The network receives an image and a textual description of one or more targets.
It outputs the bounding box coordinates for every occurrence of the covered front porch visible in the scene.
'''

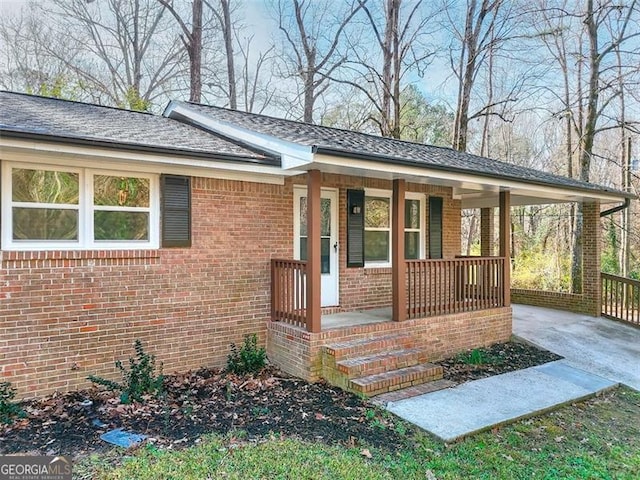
[270,169,513,333]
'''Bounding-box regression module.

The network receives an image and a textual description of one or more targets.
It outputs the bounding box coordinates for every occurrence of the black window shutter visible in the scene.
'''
[347,189,365,267]
[161,175,191,248]
[429,196,443,259]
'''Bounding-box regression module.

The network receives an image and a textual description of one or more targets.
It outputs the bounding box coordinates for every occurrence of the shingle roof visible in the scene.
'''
[0,91,276,164]
[177,101,631,198]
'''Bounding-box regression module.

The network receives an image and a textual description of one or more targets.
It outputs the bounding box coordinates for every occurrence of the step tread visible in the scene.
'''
[324,334,415,358]
[337,348,425,368]
[371,379,457,405]
[351,363,442,388]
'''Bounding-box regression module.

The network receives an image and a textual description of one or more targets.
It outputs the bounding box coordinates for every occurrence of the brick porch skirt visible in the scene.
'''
[266,306,512,382]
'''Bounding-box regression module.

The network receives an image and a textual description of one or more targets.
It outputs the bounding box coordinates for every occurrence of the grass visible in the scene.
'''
[76,387,640,480]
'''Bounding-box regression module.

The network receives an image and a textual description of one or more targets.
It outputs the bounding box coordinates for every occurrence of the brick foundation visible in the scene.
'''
[267,307,512,382]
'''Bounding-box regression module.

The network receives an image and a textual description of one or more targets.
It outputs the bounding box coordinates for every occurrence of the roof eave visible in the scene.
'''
[0,128,280,166]
[312,146,634,201]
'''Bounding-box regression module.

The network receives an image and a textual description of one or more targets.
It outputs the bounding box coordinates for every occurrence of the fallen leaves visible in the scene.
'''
[1,366,407,457]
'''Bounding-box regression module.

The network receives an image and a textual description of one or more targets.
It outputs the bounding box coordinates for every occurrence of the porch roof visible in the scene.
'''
[165,100,634,207]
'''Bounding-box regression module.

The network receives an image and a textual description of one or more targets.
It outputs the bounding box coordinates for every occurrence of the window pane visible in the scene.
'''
[300,197,331,236]
[13,207,78,240]
[321,198,331,236]
[12,168,79,204]
[365,231,389,262]
[405,232,420,259]
[321,237,330,274]
[365,197,390,228]
[405,199,420,229]
[299,236,307,261]
[299,197,307,236]
[300,237,330,273]
[94,175,150,207]
[94,211,149,240]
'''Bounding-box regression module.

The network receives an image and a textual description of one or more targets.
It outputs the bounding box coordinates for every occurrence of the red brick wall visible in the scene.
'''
[268,307,512,382]
[1,177,291,398]
[1,172,462,398]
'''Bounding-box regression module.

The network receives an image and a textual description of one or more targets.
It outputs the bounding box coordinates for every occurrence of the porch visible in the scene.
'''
[271,255,509,332]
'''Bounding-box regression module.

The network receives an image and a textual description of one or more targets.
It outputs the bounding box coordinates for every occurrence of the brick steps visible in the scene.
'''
[336,348,427,378]
[322,333,443,397]
[323,334,416,360]
[349,363,443,396]
[371,379,456,406]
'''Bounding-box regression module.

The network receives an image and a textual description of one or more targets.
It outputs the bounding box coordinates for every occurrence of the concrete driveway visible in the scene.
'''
[513,304,640,391]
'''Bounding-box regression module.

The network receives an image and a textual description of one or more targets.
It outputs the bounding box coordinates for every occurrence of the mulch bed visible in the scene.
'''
[437,341,562,383]
[0,341,561,458]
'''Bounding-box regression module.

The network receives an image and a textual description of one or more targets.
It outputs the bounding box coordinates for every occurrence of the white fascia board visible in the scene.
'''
[164,102,314,170]
[312,153,626,205]
[0,138,286,185]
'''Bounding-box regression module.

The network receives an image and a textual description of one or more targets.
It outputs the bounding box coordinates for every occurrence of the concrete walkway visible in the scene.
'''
[384,305,639,442]
[513,304,640,391]
[386,360,616,442]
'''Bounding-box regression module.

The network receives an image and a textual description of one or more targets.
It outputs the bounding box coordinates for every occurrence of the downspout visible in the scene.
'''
[600,198,631,217]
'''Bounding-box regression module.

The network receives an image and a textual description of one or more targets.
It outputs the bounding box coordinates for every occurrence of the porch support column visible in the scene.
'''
[499,191,511,307]
[306,169,322,333]
[392,179,407,322]
[480,207,494,257]
[582,200,602,316]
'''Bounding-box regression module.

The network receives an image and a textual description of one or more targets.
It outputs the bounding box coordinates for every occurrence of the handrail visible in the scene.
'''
[271,259,307,329]
[602,272,640,326]
[407,257,506,319]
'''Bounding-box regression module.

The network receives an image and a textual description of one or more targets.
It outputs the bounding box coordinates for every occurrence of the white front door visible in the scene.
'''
[294,187,339,307]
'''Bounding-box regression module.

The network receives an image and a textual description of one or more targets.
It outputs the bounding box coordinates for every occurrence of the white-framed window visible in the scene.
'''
[405,192,425,260]
[1,161,159,250]
[364,189,392,266]
[364,189,425,266]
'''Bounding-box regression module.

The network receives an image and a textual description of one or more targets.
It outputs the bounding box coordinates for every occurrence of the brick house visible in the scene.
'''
[1,92,632,398]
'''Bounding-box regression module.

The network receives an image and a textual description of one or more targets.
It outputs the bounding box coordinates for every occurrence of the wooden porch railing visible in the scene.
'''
[271,259,307,329]
[406,257,506,319]
[602,273,640,326]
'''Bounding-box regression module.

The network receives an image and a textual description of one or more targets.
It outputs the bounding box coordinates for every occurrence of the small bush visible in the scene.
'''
[0,381,25,425]
[88,339,163,404]
[226,334,266,375]
[456,348,497,365]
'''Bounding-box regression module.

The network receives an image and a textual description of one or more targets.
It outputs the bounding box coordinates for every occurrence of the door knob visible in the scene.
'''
[334,242,338,252]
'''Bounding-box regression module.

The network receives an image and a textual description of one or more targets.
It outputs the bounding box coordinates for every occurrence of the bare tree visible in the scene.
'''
[332,0,437,138]
[0,9,77,97]
[445,0,524,152]
[40,0,186,109]
[158,0,204,102]
[236,34,277,113]
[207,0,238,109]
[273,0,364,123]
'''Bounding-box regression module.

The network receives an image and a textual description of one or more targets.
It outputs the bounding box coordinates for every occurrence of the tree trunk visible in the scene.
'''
[221,0,236,109]
[189,0,203,103]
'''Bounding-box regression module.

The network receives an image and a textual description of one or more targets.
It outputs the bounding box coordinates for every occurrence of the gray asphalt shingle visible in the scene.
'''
[177,101,629,197]
[0,91,274,164]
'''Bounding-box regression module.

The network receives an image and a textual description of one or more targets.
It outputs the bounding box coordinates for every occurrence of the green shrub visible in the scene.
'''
[226,334,266,375]
[88,339,164,404]
[0,381,25,425]
[456,348,497,365]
